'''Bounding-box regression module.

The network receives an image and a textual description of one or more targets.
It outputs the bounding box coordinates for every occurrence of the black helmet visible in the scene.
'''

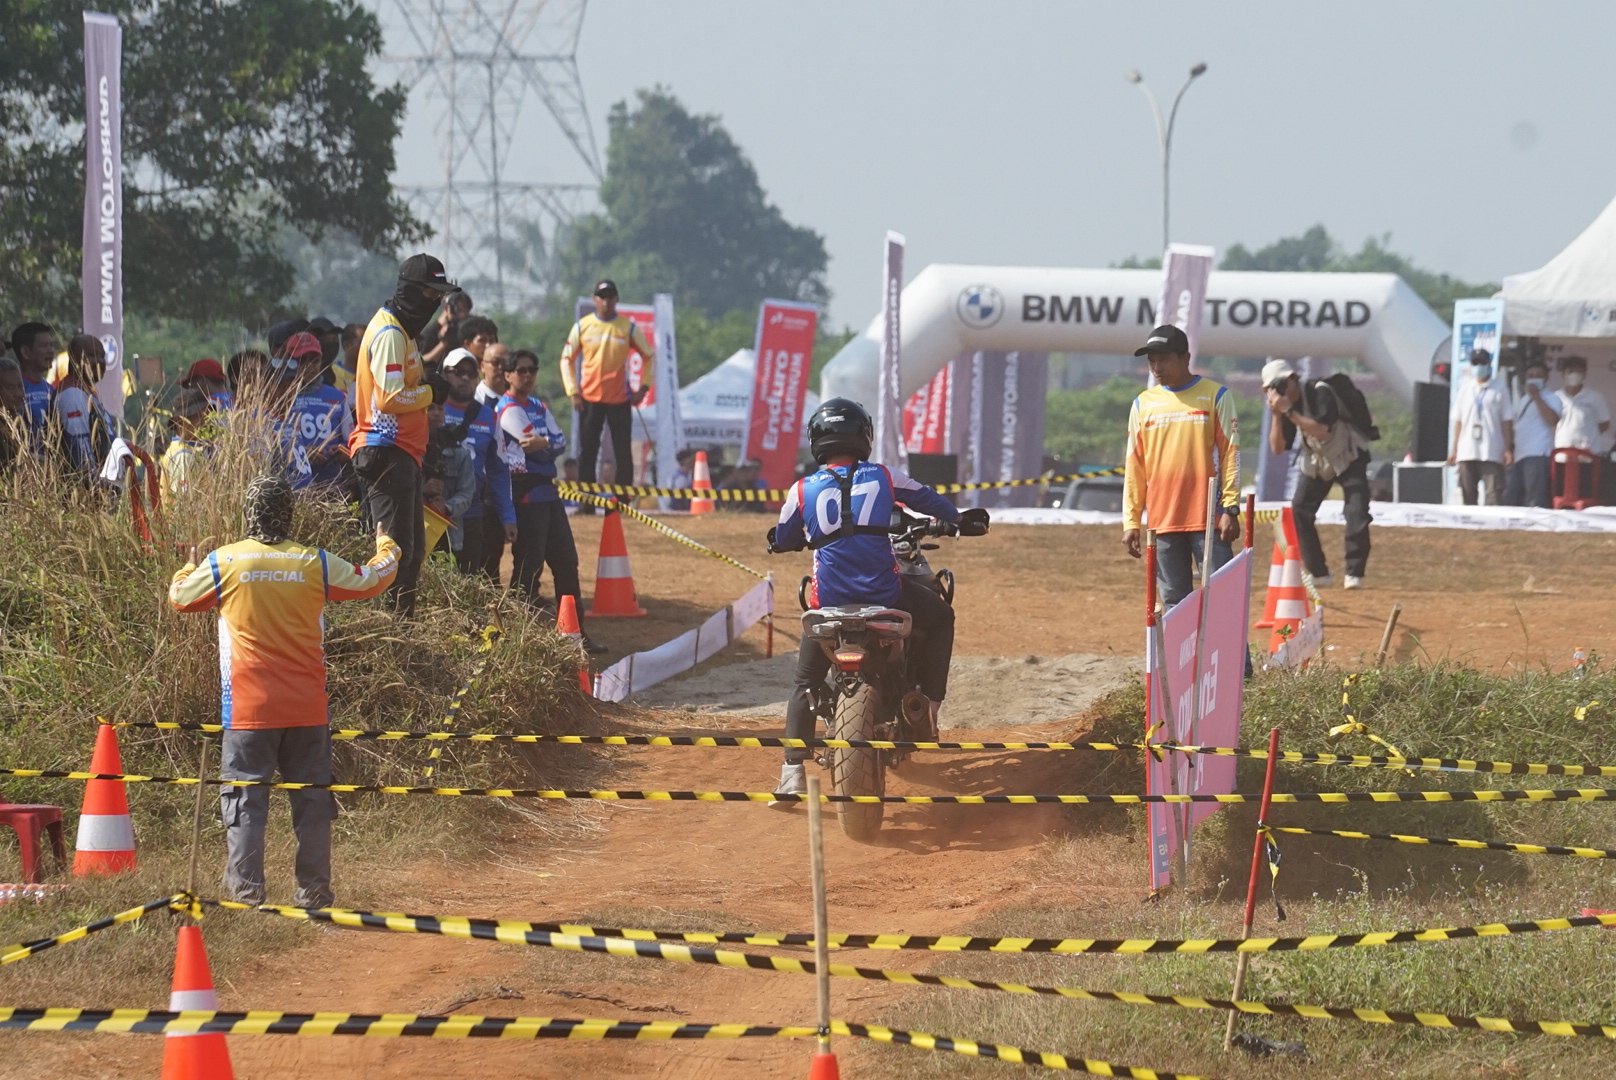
[808,398,873,464]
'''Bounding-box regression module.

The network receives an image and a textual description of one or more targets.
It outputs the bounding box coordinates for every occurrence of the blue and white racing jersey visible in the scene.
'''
[774,461,958,608]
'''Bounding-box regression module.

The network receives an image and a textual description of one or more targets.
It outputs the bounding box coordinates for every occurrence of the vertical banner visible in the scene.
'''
[1147,593,1200,893]
[82,12,124,419]
[1156,243,1215,367]
[651,293,682,487]
[1192,548,1251,826]
[903,364,951,455]
[874,230,907,469]
[743,299,819,492]
[1451,298,1506,371]
[962,351,1049,508]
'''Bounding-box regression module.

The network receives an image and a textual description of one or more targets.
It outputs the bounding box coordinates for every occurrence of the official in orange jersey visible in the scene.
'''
[559,279,653,495]
[169,475,400,907]
[349,253,460,617]
[1122,325,1241,608]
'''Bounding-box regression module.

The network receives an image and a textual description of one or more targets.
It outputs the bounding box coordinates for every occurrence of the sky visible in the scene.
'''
[381,0,1616,329]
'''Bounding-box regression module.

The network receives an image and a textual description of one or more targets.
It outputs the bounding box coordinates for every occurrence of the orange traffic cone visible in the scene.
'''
[556,595,592,695]
[587,512,647,617]
[73,723,136,875]
[690,451,715,515]
[161,925,235,1079]
[1252,534,1289,629]
[1267,510,1313,655]
[808,1050,841,1079]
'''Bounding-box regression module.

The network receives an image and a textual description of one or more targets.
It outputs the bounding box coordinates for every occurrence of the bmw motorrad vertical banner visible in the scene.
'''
[743,299,819,493]
[962,351,1049,508]
[1156,243,1215,366]
[82,12,124,419]
[651,293,682,487]
[874,230,907,469]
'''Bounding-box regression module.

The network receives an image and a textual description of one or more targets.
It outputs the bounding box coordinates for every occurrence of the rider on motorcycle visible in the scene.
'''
[766,398,989,798]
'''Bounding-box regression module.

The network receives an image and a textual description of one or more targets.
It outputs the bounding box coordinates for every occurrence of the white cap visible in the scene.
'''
[442,347,478,373]
[1260,359,1298,389]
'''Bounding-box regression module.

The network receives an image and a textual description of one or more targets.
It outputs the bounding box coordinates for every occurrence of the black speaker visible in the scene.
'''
[905,453,958,488]
[1411,381,1450,462]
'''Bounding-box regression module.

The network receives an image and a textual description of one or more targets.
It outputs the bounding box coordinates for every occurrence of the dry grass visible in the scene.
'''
[0,408,611,1003]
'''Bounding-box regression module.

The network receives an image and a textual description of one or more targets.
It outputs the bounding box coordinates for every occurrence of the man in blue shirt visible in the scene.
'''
[9,322,57,456]
[441,348,515,576]
[285,332,351,490]
[767,399,988,797]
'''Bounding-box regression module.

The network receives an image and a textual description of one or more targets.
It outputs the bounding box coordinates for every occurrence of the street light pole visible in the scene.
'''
[1125,63,1208,254]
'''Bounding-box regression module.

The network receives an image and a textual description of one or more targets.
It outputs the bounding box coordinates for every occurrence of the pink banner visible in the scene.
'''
[743,299,818,492]
[903,363,950,455]
[1146,548,1252,891]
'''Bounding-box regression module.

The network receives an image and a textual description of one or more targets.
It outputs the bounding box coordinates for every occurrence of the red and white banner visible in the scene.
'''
[903,363,951,455]
[743,299,818,492]
[618,303,657,405]
[1146,548,1252,892]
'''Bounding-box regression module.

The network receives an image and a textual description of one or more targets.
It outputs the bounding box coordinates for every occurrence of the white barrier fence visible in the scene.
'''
[593,577,775,703]
[990,502,1616,532]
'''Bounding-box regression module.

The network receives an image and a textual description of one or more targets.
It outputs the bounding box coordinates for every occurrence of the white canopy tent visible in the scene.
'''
[638,348,820,455]
[1499,194,1616,339]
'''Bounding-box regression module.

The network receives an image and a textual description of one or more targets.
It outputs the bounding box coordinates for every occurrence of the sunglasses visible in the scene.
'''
[268,355,299,371]
[513,366,538,375]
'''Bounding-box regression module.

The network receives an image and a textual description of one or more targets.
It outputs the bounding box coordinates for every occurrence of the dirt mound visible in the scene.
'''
[630,652,1139,728]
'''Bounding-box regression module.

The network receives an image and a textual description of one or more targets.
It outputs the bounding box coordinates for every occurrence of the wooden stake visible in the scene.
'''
[185,735,212,917]
[1375,603,1403,668]
[1224,727,1281,1052]
[806,775,831,1054]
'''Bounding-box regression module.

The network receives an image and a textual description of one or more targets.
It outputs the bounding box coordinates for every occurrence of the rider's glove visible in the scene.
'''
[956,508,990,536]
[766,526,805,554]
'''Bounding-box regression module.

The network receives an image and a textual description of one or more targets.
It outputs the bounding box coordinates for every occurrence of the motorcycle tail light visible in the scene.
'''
[834,648,864,671]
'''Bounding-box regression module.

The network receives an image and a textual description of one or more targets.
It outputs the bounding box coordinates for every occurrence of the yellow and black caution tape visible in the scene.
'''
[182,914,1616,1039]
[0,896,183,965]
[560,470,1127,504]
[205,896,1616,956]
[1170,743,1616,778]
[568,491,767,578]
[0,1008,1199,1078]
[425,623,502,779]
[1273,824,1616,860]
[14,770,1616,806]
[1329,673,1410,763]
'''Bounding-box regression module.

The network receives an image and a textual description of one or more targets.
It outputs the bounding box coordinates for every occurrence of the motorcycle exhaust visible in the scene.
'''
[900,692,930,726]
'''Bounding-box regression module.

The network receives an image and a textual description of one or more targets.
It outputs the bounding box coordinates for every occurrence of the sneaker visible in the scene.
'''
[581,634,608,655]
[769,763,806,809]
[1310,574,1334,589]
[1343,575,1364,590]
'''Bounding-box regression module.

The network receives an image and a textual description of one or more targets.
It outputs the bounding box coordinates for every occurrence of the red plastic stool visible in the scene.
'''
[1553,448,1603,510]
[0,805,66,884]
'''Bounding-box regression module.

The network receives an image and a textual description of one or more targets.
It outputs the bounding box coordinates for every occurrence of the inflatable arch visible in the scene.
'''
[821,265,1451,406]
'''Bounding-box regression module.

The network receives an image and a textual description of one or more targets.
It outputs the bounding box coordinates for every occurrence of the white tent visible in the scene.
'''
[1499,194,1616,339]
[639,348,820,452]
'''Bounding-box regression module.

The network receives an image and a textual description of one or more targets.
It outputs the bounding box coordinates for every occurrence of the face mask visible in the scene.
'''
[386,283,443,338]
[1527,377,1546,390]
[1473,365,1491,381]
[1565,371,1585,388]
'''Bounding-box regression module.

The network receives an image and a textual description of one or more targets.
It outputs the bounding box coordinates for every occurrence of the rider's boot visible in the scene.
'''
[770,762,807,808]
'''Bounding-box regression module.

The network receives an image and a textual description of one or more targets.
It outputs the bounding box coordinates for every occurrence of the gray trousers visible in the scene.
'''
[219,727,337,907]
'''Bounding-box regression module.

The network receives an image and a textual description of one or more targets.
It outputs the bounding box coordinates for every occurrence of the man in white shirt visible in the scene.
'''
[1553,355,1610,452]
[1504,357,1560,508]
[1447,348,1512,506]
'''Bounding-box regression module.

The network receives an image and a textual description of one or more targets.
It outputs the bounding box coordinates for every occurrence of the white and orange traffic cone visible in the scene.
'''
[161,925,235,1079]
[690,451,715,515]
[808,1049,841,1079]
[557,595,592,695]
[587,511,647,617]
[1252,532,1289,629]
[73,723,136,876]
[1267,512,1313,655]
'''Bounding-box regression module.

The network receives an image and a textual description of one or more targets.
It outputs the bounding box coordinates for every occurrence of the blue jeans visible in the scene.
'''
[1155,530,1233,611]
[1504,456,1551,508]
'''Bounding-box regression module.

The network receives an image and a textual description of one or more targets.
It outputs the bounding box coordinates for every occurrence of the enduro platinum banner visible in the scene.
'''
[874,230,907,469]
[960,350,1048,508]
[1156,243,1215,365]
[82,12,124,417]
[652,294,682,487]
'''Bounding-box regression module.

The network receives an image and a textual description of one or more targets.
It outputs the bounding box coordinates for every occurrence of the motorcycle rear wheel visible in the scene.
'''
[830,684,885,841]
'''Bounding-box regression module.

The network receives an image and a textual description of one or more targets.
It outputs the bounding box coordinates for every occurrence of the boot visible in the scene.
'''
[769,762,806,809]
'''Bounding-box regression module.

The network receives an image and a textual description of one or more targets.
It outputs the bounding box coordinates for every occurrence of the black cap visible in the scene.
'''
[1134,324,1190,356]
[593,279,618,297]
[307,316,340,335]
[399,253,461,294]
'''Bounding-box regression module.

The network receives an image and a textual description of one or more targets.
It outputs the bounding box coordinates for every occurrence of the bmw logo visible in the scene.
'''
[956,285,1004,329]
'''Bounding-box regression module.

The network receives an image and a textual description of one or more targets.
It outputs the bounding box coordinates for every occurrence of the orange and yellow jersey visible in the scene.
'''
[558,314,652,405]
[168,536,400,730]
[349,307,431,464]
[1122,375,1240,534]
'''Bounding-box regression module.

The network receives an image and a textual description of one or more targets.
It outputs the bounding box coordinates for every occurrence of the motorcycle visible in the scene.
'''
[795,509,968,840]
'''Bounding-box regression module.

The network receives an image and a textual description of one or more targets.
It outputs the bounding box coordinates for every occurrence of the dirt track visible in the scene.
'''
[11,512,1614,1077]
